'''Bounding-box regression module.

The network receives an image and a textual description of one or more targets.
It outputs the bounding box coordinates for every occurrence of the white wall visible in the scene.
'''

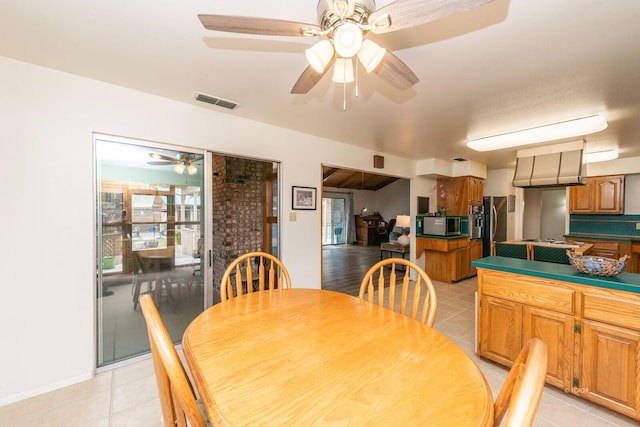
[375,179,410,223]
[625,174,640,214]
[484,169,514,197]
[352,189,377,217]
[0,57,417,404]
[540,189,567,240]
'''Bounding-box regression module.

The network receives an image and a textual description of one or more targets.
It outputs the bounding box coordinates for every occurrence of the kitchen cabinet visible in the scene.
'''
[455,244,470,281]
[477,268,640,420]
[569,175,625,214]
[581,321,640,416]
[631,243,640,274]
[580,291,640,417]
[567,238,631,262]
[468,177,484,206]
[468,239,483,275]
[417,237,471,283]
[437,176,484,215]
[417,237,482,282]
[478,270,574,389]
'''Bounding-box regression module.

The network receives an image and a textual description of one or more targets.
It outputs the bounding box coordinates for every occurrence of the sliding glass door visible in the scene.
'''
[322,195,347,245]
[95,137,206,367]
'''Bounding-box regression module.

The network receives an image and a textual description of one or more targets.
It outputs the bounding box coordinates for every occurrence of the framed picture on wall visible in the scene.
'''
[292,186,317,210]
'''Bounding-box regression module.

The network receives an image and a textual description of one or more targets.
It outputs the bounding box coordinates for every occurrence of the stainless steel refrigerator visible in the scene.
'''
[483,196,507,257]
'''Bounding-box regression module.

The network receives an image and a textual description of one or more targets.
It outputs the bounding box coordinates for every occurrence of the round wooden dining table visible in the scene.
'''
[182,288,494,426]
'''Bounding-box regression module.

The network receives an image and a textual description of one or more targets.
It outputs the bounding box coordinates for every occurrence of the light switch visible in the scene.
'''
[636,222,640,230]
[289,212,297,222]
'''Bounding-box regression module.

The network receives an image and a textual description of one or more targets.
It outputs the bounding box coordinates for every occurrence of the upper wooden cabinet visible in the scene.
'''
[569,175,625,214]
[468,177,484,206]
[437,176,484,215]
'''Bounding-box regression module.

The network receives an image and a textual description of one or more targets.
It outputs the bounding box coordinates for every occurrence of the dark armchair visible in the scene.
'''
[377,218,397,243]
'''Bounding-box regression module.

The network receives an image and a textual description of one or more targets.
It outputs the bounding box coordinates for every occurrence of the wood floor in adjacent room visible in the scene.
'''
[322,243,382,296]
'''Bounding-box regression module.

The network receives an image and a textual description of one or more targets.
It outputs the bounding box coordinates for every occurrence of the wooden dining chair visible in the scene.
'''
[131,251,155,311]
[359,258,438,327]
[494,337,548,426]
[219,251,292,302]
[139,295,207,427]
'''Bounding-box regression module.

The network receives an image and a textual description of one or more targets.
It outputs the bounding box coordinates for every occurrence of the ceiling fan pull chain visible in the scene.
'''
[355,61,359,98]
[343,80,347,111]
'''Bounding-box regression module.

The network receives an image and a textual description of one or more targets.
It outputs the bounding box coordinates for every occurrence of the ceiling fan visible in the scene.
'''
[147,152,203,175]
[198,0,494,94]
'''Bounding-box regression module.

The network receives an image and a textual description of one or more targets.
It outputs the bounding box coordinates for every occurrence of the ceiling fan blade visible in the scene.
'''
[327,0,356,19]
[148,153,179,162]
[374,51,419,90]
[291,65,329,94]
[369,0,494,34]
[147,161,175,166]
[198,14,321,37]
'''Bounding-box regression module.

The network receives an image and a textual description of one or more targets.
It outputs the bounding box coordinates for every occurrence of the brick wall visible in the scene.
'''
[212,155,265,288]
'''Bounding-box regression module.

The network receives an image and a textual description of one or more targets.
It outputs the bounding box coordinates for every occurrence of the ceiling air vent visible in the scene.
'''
[194,92,238,110]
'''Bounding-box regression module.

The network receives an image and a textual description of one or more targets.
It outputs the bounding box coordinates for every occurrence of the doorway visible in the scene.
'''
[321,165,409,294]
[95,137,205,367]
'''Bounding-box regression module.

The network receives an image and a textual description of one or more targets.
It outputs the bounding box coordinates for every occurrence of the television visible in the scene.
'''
[417,196,429,215]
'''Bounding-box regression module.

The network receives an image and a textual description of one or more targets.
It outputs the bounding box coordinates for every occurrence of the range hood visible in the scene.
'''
[512,141,587,188]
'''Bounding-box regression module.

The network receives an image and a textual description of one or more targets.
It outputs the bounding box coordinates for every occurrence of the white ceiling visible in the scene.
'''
[2,0,639,170]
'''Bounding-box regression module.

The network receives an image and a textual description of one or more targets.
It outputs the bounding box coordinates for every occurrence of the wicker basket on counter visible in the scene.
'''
[566,250,629,277]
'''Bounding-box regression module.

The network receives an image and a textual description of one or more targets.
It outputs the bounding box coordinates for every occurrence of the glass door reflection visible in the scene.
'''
[96,138,205,367]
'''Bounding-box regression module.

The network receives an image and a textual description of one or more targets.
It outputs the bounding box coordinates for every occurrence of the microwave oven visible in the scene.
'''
[422,216,461,236]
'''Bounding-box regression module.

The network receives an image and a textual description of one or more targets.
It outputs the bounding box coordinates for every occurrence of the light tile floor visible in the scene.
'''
[1,277,638,426]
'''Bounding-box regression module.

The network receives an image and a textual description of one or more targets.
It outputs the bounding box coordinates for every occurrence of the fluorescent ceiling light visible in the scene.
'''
[467,114,608,152]
[585,149,619,163]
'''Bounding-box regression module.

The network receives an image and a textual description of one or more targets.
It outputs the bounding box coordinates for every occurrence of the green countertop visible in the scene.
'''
[472,256,640,293]
[416,234,469,240]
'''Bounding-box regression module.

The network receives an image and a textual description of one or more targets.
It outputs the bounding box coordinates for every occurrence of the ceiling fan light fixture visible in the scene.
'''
[174,163,185,174]
[329,0,356,19]
[366,13,392,33]
[357,39,386,72]
[466,114,608,152]
[332,58,354,83]
[333,22,363,58]
[305,39,334,73]
[187,164,198,175]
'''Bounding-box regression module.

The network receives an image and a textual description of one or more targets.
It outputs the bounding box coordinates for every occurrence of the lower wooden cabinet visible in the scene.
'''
[631,242,640,274]
[581,321,640,418]
[417,237,482,283]
[478,295,522,365]
[522,306,574,389]
[477,268,640,420]
[468,239,483,276]
[454,245,470,281]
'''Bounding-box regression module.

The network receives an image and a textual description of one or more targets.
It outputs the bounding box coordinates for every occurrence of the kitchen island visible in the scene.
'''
[473,256,640,421]
[416,234,482,283]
